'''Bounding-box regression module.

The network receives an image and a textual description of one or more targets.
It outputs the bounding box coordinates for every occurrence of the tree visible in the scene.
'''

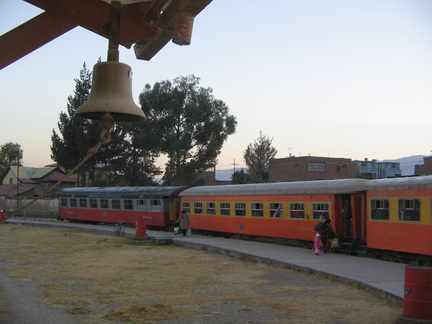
[232,169,251,184]
[51,63,160,186]
[111,122,162,186]
[243,131,277,183]
[139,75,237,186]
[0,142,23,178]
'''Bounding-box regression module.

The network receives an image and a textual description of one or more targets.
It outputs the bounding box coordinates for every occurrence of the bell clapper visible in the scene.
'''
[100,112,115,131]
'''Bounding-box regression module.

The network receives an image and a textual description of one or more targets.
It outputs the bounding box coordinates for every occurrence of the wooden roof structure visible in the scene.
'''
[0,0,212,69]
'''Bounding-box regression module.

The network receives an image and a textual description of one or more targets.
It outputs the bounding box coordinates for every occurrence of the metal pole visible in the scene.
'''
[16,162,19,215]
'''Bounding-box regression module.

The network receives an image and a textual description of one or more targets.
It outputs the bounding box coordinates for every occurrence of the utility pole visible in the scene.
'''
[232,159,238,174]
[287,147,292,157]
[16,162,19,215]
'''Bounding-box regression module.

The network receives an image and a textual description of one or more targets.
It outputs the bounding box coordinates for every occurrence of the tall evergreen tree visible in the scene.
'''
[138,75,237,186]
[243,131,278,183]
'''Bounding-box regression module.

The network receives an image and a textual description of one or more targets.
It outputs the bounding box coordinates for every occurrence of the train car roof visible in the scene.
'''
[179,178,369,196]
[365,176,432,191]
[58,186,188,198]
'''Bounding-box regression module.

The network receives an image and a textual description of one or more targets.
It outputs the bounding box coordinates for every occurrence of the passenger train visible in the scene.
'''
[58,176,432,264]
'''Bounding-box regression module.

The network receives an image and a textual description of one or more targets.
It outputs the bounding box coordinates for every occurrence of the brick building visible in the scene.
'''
[269,156,358,182]
[415,156,432,175]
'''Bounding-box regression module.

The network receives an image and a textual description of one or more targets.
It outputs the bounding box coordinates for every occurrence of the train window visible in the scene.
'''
[206,202,216,215]
[124,199,133,210]
[290,203,305,219]
[70,198,77,208]
[430,200,432,223]
[312,203,329,220]
[137,200,147,211]
[182,202,190,214]
[252,203,264,217]
[60,198,68,207]
[220,202,230,216]
[399,199,420,222]
[235,203,246,216]
[79,199,87,208]
[150,200,161,211]
[270,203,283,218]
[90,199,98,208]
[371,199,389,220]
[194,202,203,214]
[112,199,121,209]
[101,199,109,209]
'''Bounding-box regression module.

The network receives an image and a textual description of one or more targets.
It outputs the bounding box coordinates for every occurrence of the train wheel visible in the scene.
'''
[371,249,384,259]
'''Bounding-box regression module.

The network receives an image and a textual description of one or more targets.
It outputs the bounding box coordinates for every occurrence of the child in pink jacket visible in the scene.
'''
[314,233,323,255]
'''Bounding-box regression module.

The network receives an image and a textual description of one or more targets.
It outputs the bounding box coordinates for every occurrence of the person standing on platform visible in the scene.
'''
[177,210,190,237]
[314,218,335,253]
[313,233,323,255]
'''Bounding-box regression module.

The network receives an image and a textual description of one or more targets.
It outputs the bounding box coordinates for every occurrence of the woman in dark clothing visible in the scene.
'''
[315,218,335,253]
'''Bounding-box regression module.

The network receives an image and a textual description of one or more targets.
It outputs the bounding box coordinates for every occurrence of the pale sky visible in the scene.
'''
[1,0,432,172]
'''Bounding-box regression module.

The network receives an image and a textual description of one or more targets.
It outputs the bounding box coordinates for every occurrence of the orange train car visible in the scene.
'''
[180,176,432,262]
[179,179,369,243]
[366,176,432,258]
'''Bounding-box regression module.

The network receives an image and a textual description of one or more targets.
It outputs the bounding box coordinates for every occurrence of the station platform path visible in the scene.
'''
[4,218,406,303]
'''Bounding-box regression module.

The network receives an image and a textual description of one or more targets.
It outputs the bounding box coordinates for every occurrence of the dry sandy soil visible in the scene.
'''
[0,224,402,324]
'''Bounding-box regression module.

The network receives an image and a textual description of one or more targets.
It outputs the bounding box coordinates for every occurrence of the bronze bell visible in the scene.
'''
[75,61,145,122]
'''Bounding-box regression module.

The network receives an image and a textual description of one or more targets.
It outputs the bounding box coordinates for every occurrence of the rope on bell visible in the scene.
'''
[7,114,114,220]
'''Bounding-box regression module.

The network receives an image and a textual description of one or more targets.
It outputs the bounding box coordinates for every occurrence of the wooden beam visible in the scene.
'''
[24,0,161,47]
[0,11,77,69]
[134,0,212,61]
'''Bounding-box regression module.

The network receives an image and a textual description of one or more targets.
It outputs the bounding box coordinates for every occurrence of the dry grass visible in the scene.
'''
[0,225,401,323]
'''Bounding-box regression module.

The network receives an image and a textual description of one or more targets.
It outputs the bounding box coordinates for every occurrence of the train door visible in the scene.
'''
[167,197,180,225]
[350,193,366,240]
[335,193,366,240]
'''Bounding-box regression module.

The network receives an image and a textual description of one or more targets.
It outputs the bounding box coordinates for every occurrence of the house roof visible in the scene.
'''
[3,166,76,186]
[39,171,76,183]
[8,166,57,180]
[0,184,38,198]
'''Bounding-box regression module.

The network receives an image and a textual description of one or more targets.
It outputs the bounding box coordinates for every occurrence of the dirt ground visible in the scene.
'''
[0,224,402,324]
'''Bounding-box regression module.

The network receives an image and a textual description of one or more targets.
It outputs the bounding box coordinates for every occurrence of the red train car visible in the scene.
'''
[58,186,188,226]
[179,179,368,243]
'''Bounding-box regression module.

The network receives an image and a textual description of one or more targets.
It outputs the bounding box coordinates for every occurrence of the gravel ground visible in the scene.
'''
[0,258,80,324]
[0,224,402,324]
[0,255,401,324]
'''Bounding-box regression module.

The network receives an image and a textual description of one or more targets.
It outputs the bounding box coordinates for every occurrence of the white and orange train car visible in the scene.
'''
[58,186,187,227]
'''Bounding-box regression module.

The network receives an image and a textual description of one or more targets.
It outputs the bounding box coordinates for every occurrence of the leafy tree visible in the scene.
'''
[0,142,23,178]
[112,122,162,186]
[243,131,277,183]
[138,75,237,186]
[232,169,251,184]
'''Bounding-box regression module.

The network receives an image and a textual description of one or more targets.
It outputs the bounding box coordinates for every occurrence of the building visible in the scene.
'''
[269,156,358,182]
[415,156,432,176]
[1,166,76,197]
[269,156,402,182]
[356,159,401,179]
